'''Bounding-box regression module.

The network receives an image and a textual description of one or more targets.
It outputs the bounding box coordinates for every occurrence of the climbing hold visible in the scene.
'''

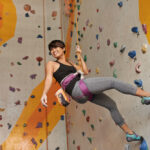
[91,124,95,130]
[25,13,29,17]
[96,34,99,40]
[142,24,147,34]
[109,60,115,67]
[77,146,80,150]
[38,108,42,112]
[113,69,117,78]
[23,123,27,127]
[9,86,15,92]
[39,139,43,143]
[37,34,43,38]
[73,140,75,144]
[61,115,64,120]
[24,4,31,11]
[134,79,143,87]
[7,123,12,129]
[118,1,123,7]
[47,27,51,31]
[141,43,147,53]
[140,137,149,150]
[87,137,92,144]
[30,74,37,79]
[36,57,43,66]
[83,27,86,31]
[55,147,60,150]
[36,122,42,128]
[3,43,7,47]
[107,39,110,46]
[120,45,126,53]
[30,10,35,14]
[17,62,22,65]
[86,19,89,26]
[30,95,35,98]
[70,31,73,37]
[82,109,86,116]
[99,26,102,32]
[86,116,90,122]
[52,11,57,17]
[0,115,2,120]
[31,138,37,147]
[0,108,5,112]
[82,131,85,136]
[135,62,141,73]
[128,50,136,59]
[22,56,29,60]
[113,42,118,48]
[18,37,22,44]
[15,100,21,105]
[96,67,100,74]
[97,43,100,50]
[89,46,92,50]
[131,26,139,35]
[84,55,87,62]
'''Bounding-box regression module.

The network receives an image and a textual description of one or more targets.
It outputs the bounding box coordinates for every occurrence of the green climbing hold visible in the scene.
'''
[17,62,22,65]
[84,55,87,62]
[82,109,86,116]
[113,42,118,48]
[87,137,92,144]
[89,46,92,50]
[113,69,117,78]
[73,140,75,144]
[77,5,80,10]
[91,124,95,130]
[78,31,81,36]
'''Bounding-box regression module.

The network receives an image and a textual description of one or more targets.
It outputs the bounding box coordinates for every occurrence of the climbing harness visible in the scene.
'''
[56,70,93,106]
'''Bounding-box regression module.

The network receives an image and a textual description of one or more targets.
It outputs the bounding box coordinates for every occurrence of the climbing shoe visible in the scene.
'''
[126,132,141,142]
[141,97,150,105]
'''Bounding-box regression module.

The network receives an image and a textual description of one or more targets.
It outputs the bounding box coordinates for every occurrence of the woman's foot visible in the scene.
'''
[141,97,150,105]
[126,132,141,142]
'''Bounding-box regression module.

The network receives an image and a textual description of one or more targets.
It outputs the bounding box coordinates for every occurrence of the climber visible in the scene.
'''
[41,40,150,142]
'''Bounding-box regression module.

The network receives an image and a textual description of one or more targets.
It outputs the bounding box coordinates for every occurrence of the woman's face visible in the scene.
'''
[51,47,65,58]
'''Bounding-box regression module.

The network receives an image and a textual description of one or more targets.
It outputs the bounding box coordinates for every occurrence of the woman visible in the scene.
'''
[41,40,150,142]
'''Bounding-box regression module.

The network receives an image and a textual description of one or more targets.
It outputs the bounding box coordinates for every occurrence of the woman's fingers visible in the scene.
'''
[41,94,48,107]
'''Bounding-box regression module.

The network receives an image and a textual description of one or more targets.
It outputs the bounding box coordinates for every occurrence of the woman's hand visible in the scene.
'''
[76,45,82,54]
[76,45,82,60]
[41,94,48,107]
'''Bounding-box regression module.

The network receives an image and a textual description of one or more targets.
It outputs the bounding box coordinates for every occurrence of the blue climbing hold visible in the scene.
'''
[140,137,148,150]
[118,1,123,7]
[128,50,136,58]
[134,79,143,87]
[131,27,139,34]
[96,34,99,40]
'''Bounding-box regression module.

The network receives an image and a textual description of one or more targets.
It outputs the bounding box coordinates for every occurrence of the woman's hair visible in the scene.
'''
[48,40,66,55]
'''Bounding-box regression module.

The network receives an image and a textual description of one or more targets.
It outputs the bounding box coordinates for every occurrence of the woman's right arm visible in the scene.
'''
[41,61,54,107]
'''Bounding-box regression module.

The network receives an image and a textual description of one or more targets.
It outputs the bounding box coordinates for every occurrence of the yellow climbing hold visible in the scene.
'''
[141,43,147,53]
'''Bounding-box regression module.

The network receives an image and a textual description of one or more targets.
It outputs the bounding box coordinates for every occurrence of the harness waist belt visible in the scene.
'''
[61,72,93,101]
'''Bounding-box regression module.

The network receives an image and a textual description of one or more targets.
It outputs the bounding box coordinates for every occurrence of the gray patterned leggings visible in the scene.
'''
[71,77,137,126]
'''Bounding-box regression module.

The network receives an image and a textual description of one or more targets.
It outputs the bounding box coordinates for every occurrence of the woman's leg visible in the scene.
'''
[90,93,141,142]
[83,77,150,97]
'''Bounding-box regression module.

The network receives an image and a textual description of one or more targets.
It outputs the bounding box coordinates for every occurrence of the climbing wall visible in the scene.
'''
[63,0,150,149]
[0,0,67,150]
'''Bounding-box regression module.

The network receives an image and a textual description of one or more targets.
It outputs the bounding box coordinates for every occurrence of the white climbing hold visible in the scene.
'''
[135,62,141,73]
